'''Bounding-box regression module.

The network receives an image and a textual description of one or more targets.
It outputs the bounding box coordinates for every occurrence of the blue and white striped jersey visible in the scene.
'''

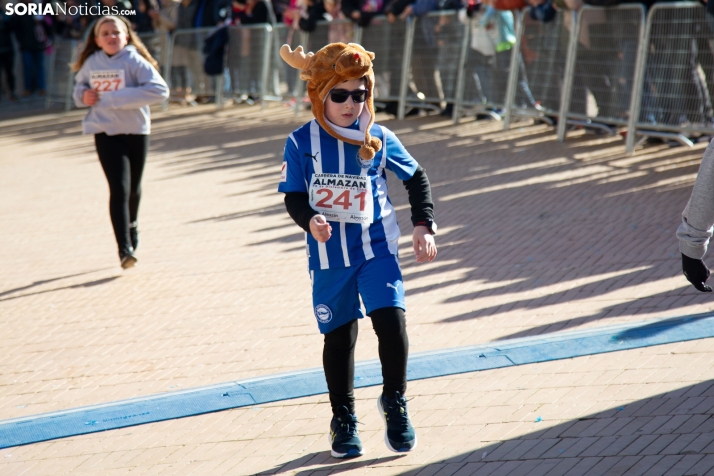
[278,119,419,271]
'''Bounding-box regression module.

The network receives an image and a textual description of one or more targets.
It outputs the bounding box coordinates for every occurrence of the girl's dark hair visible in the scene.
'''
[72,16,160,72]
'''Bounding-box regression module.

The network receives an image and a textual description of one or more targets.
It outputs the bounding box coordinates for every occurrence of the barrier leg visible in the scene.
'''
[45,48,57,110]
[557,10,580,142]
[625,7,651,155]
[260,26,272,110]
[294,30,310,116]
[163,34,174,111]
[503,10,524,131]
[216,74,225,109]
[452,18,471,125]
[398,17,415,121]
[353,26,363,46]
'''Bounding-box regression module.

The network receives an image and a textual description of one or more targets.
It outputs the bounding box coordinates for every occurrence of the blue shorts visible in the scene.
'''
[311,254,406,334]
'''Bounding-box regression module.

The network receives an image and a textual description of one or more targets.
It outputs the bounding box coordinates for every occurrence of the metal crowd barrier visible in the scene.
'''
[45,39,80,112]
[557,4,646,140]
[225,24,273,108]
[453,10,513,122]
[504,10,571,128]
[24,5,714,150]
[626,2,714,152]
[356,15,409,106]
[280,13,464,119]
[265,24,302,102]
[138,32,171,79]
[408,11,465,111]
[165,27,220,106]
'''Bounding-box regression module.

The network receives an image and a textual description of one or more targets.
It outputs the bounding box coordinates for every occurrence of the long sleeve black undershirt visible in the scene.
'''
[284,166,434,232]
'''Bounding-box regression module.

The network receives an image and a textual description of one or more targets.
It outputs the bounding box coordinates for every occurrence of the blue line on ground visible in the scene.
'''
[1,313,713,449]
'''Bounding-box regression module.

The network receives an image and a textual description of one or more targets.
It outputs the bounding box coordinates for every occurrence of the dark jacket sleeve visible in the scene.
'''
[284,192,318,233]
[341,0,362,18]
[248,1,271,23]
[384,0,415,15]
[402,166,435,226]
[299,0,327,31]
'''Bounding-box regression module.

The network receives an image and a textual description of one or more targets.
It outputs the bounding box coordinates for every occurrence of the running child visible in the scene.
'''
[278,42,438,458]
[72,16,169,269]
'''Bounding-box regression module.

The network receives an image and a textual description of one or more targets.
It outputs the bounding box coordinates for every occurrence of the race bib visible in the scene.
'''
[309,173,373,224]
[90,70,125,94]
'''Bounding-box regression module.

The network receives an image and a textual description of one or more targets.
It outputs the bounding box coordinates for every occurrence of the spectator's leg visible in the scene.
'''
[0,51,15,98]
[35,50,46,94]
[21,50,33,95]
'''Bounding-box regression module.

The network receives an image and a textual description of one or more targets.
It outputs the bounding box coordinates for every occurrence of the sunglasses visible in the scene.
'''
[330,89,368,104]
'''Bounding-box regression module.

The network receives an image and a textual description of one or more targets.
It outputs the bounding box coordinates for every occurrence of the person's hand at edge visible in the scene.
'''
[310,215,332,243]
[413,226,436,263]
[682,252,712,292]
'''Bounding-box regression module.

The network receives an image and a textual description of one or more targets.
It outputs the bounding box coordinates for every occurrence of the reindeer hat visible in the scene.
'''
[280,43,382,160]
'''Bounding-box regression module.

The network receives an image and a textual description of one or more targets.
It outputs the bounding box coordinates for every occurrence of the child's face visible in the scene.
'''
[95,20,128,56]
[324,78,367,128]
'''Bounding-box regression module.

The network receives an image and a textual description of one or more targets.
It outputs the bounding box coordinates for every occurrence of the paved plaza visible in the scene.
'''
[1,103,714,475]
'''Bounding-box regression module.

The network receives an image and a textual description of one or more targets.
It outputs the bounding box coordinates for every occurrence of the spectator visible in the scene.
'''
[230,0,272,100]
[342,0,383,27]
[134,0,161,32]
[385,0,451,114]
[148,0,180,33]
[233,0,272,23]
[271,0,292,21]
[193,0,232,27]
[297,0,328,32]
[0,10,17,101]
[12,1,52,97]
[53,0,86,39]
[169,0,204,100]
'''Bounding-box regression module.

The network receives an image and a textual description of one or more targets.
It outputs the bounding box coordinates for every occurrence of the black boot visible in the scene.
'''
[129,222,139,251]
[119,247,137,269]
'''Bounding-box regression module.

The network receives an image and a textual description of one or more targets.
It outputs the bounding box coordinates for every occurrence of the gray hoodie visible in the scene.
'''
[73,45,169,136]
[677,139,714,259]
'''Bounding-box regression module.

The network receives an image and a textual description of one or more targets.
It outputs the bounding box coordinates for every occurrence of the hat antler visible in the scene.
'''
[280,45,315,71]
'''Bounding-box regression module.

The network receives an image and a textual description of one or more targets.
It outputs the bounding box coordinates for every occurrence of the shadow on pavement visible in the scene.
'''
[6,106,714,339]
[257,452,405,475]
[0,276,121,302]
[0,269,110,298]
[398,380,714,476]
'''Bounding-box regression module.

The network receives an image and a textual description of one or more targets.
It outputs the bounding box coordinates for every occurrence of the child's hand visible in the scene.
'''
[413,226,437,263]
[310,215,332,243]
[83,88,99,106]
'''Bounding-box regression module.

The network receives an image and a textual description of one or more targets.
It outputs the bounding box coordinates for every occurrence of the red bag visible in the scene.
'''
[492,0,527,10]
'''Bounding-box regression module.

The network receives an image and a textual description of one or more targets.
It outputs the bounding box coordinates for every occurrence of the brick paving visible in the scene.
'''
[0,103,713,474]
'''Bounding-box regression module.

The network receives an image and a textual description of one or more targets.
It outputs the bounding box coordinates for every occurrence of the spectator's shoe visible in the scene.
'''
[119,248,137,269]
[440,104,454,117]
[496,40,515,53]
[328,406,363,459]
[129,222,139,251]
[377,391,417,453]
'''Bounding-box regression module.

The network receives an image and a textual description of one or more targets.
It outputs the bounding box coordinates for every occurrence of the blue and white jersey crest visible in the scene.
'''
[278,120,419,271]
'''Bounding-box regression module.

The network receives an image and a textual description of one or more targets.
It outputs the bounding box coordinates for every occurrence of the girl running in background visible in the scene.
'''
[72,16,169,269]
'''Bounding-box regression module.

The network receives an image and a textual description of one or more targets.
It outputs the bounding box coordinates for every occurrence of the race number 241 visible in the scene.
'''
[314,189,367,211]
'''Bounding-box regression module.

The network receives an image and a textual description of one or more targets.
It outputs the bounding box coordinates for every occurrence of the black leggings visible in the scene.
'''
[94,133,148,254]
[323,307,408,415]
